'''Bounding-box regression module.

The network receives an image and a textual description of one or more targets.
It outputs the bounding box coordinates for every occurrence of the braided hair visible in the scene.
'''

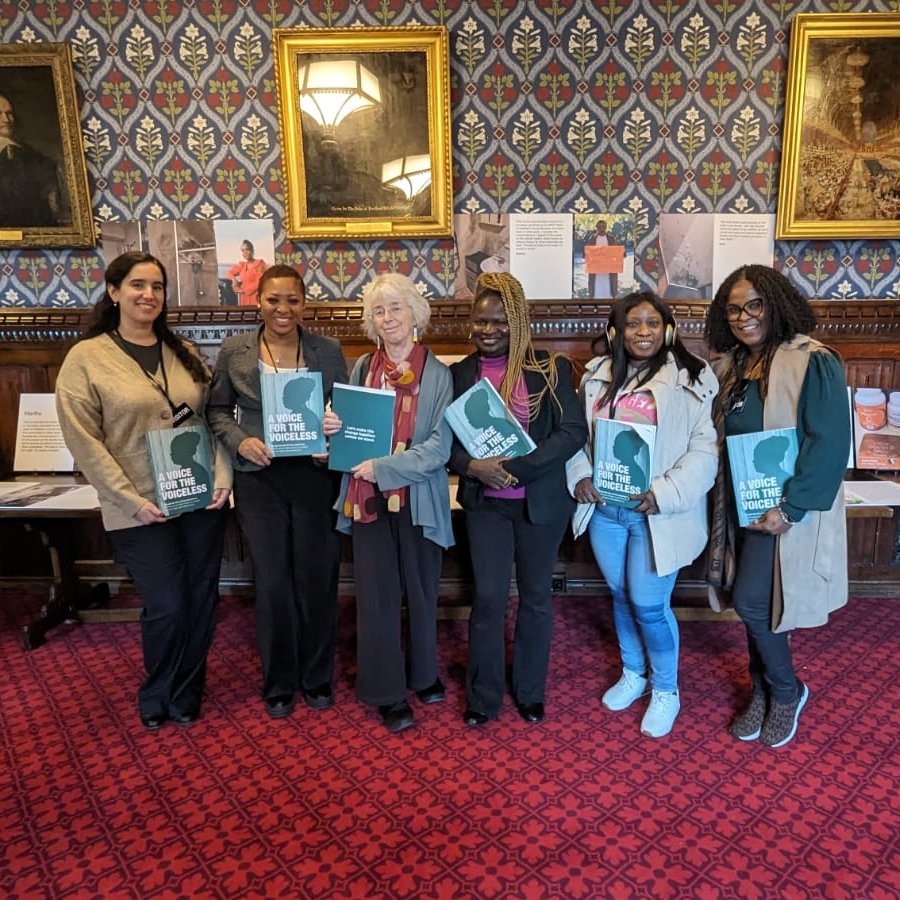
[600,291,705,409]
[706,264,817,415]
[81,251,210,384]
[473,272,562,420]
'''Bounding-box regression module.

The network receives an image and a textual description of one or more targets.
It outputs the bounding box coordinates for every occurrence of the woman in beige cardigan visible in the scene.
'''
[56,253,232,731]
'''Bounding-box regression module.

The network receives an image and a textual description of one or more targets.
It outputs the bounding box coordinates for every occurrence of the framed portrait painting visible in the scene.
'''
[0,43,95,249]
[273,25,452,240]
[777,14,900,239]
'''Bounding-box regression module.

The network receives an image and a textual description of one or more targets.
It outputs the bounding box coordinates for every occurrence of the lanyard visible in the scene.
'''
[260,329,302,373]
[112,331,178,414]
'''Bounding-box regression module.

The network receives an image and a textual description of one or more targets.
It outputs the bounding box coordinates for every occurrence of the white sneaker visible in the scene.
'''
[641,689,680,738]
[602,669,649,711]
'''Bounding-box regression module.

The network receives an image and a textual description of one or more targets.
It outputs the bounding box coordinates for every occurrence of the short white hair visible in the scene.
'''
[360,273,431,342]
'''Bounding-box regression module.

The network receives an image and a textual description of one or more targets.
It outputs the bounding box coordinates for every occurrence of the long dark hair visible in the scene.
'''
[707,264,817,412]
[81,251,209,384]
[599,291,705,409]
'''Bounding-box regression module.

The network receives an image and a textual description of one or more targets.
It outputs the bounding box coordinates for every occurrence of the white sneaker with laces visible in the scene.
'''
[602,668,649,711]
[641,689,680,738]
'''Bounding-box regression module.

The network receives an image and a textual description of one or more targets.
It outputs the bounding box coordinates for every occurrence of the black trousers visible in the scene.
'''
[109,507,227,719]
[234,458,341,701]
[351,497,442,707]
[732,530,799,703]
[465,497,568,716]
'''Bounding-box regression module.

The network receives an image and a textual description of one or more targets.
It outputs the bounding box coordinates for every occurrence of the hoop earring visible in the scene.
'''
[664,320,677,347]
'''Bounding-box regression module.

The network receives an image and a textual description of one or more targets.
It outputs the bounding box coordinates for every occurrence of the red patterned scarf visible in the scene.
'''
[343,343,426,524]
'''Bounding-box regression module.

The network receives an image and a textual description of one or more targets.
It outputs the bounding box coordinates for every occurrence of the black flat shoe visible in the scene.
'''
[379,701,414,733]
[265,694,296,719]
[415,678,446,704]
[516,701,544,724]
[302,684,334,710]
[170,710,200,726]
[140,713,166,731]
[463,708,489,726]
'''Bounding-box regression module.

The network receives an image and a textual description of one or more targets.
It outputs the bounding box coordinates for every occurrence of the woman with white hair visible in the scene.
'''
[327,273,454,734]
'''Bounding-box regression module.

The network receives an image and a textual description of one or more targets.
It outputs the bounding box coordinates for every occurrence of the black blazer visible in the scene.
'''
[448,351,587,525]
[207,325,348,472]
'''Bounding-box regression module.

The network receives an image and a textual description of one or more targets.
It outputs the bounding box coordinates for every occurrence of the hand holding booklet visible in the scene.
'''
[725,427,799,527]
[260,370,326,456]
[444,378,536,459]
[146,424,214,517]
[328,383,395,472]
[592,419,656,509]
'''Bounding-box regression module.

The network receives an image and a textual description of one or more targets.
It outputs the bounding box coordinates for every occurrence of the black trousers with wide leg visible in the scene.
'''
[110,506,228,719]
[233,457,341,702]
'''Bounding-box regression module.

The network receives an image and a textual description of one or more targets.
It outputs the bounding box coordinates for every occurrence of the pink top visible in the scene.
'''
[595,389,658,427]
[479,355,527,500]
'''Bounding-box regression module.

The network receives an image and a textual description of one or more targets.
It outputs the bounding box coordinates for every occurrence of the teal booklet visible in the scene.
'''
[444,378,536,459]
[726,427,799,527]
[592,418,656,509]
[146,424,213,517]
[260,370,326,456]
[328,383,395,473]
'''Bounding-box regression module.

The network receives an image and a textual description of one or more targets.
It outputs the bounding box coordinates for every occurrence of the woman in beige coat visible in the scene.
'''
[56,252,232,731]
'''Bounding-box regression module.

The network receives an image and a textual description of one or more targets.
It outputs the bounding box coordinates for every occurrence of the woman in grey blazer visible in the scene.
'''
[208,265,348,720]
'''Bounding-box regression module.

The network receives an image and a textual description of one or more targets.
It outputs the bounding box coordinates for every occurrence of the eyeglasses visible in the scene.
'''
[725,298,764,322]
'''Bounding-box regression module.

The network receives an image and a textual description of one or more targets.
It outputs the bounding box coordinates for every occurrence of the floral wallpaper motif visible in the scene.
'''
[2,0,900,307]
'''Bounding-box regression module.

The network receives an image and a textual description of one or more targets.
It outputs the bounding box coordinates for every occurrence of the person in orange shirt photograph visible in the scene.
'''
[226,239,267,306]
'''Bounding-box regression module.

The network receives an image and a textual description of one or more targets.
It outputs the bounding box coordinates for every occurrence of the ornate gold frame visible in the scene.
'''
[0,43,95,249]
[273,25,452,240]
[777,14,900,239]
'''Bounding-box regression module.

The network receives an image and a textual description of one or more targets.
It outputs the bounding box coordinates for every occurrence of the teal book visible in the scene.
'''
[260,370,326,456]
[328,383,395,473]
[146,424,214,517]
[726,427,799,527]
[592,418,656,509]
[444,378,536,459]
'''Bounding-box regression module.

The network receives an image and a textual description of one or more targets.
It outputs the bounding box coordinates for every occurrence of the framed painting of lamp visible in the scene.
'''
[273,25,453,240]
[777,13,900,239]
[0,43,95,249]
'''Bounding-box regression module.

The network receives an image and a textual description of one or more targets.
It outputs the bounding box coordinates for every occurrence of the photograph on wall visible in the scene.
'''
[572,214,635,300]
[175,220,217,306]
[98,222,143,269]
[213,219,276,307]
[777,14,900,239]
[851,386,900,471]
[453,213,510,299]
[658,213,774,300]
[0,43,95,249]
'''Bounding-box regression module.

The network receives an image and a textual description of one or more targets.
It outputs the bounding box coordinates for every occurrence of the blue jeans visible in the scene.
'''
[588,504,679,692]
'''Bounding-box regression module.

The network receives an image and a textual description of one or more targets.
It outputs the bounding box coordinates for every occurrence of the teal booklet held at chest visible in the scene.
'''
[444,378,536,459]
[726,427,799,527]
[328,383,395,473]
[146,424,213,517]
[260,370,326,456]
[592,418,656,509]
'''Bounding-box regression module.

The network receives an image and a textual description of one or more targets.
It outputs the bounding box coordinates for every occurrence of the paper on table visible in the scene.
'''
[14,394,75,472]
[843,480,900,507]
[0,482,99,510]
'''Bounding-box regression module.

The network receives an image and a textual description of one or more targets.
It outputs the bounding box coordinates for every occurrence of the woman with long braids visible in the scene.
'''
[449,272,587,726]
[56,252,232,730]
[567,292,717,738]
[706,264,850,748]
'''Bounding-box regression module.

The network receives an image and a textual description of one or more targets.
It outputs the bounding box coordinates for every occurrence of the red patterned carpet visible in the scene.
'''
[1,589,898,899]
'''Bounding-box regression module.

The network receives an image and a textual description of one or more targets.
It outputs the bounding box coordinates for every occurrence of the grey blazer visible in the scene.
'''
[208,325,348,472]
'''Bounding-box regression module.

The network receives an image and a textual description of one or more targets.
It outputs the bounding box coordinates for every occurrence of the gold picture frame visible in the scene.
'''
[777,13,900,240]
[0,43,95,249]
[273,25,452,240]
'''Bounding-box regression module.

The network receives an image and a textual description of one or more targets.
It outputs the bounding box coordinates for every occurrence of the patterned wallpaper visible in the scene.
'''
[2,0,900,307]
